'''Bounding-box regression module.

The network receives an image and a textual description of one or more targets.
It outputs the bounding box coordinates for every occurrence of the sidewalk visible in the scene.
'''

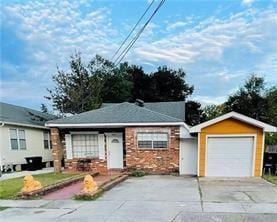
[0,167,54,181]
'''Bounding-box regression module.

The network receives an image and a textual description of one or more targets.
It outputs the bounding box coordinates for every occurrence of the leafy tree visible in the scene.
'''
[224,75,268,122]
[47,53,133,114]
[40,103,49,113]
[127,65,193,102]
[127,65,152,102]
[150,66,193,102]
[265,87,277,126]
[99,63,133,103]
[185,100,206,126]
[203,104,225,121]
[46,53,103,114]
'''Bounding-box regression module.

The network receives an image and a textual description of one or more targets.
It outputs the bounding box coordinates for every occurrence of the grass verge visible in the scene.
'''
[0,172,80,199]
[0,206,9,211]
[263,175,277,185]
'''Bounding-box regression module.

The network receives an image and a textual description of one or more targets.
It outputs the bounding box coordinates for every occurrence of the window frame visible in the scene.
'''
[137,132,169,150]
[9,128,27,150]
[43,131,51,149]
[71,133,99,158]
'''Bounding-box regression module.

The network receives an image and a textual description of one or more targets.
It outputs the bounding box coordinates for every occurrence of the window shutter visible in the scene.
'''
[98,134,105,160]
[65,134,73,160]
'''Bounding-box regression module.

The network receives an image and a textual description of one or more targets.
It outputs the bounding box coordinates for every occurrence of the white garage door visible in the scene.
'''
[206,137,254,177]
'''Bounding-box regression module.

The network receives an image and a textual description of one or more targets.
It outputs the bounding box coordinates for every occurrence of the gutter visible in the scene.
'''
[45,122,186,128]
[1,121,49,129]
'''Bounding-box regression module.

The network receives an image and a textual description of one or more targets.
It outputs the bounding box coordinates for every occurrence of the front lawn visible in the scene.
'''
[263,175,277,185]
[0,172,80,199]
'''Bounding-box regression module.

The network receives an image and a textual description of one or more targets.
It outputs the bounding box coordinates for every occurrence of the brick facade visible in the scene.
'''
[125,127,180,174]
[64,158,108,174]
[51,126,181,174]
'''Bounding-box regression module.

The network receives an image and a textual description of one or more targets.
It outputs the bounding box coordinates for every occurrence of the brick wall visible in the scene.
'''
[64,158,108,174]
[49,128,108,174]
[50,128,63,173]
[125,127,180,174]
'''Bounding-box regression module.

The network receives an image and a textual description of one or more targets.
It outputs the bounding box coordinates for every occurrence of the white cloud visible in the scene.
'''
[242,0,255,6]
[132,9,276,66]
[1,1,276,106]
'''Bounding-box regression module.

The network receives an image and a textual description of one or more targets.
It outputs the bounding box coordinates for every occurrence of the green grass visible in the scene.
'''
[0,206,9,211]
[263,175,277,185]
[0,172,80,199]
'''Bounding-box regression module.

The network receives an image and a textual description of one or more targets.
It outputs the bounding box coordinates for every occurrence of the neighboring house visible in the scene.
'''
[46,101,277,177]
[0,102,56,171]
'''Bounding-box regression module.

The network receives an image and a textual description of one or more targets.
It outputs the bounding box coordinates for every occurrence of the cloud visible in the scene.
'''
[241,0,255,6]
[132,9,276,66]
[1,0,276,107]
[1,0,121,107]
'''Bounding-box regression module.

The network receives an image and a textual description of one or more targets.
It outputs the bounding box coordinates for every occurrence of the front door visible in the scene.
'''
[106,133,123,169]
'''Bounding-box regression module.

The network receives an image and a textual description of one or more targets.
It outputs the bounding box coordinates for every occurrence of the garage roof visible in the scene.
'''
[190,112,277,133]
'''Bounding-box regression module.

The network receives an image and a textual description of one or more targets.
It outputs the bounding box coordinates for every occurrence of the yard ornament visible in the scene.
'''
[21,175,42,193]
[83,174,98,193]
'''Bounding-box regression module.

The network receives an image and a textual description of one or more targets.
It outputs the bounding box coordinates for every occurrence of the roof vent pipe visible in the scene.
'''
[135,99,144,107]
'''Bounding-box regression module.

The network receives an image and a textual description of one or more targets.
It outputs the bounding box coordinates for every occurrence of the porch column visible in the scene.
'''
[50,127,63,173]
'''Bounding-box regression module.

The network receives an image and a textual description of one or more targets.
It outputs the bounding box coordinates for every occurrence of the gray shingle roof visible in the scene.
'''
[102,101,185,121]
[48,102,184,124]
[0,102,56,127]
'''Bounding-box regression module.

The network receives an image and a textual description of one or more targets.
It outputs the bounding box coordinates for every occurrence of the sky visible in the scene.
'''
[1,0,277,110]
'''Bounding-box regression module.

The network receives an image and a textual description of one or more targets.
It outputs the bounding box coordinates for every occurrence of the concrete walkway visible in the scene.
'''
[0,167,54,181]
[43,173,123,200]
[0,175,276,222]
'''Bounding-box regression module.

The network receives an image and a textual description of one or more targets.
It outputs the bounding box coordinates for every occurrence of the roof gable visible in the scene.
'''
[190,112,277,133]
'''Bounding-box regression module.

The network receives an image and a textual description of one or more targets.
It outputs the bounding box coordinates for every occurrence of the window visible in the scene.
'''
[43,132,50,149]
[137,133,168,149]
[10,129,18,150]
[10,129,26,150]
[72,134,99,158]
[18,130,26,149]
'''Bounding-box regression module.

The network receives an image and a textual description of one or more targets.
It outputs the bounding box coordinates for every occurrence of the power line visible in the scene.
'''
[111,0,155,61]
[114,0,166,66]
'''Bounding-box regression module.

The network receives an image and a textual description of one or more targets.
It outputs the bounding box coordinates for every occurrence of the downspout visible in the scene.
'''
[0,122,4,175]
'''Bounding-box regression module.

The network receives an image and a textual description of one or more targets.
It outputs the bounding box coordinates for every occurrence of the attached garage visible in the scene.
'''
[190,112,277,177]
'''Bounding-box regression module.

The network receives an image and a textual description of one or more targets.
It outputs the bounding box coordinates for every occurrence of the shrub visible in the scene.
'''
[130,170,147,177]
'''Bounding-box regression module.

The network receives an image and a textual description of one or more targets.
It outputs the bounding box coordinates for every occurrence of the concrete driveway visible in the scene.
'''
[0,175,277,222]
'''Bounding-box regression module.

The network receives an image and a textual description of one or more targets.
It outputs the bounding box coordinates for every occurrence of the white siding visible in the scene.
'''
[0,124,53,166]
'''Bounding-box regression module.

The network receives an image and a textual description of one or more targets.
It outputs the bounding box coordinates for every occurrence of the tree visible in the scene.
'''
[224,75,268,122]
[127,65,194,102]
[46,52,103,114]
[99,62,133,103]
[185,100,206,126]
[40,103,49,113]
[150,66,193,102]
[127,65,152,102]
[203,104,225,121]
[265,87,277,126]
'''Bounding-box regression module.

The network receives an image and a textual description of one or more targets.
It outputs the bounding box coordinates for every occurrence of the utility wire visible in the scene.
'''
[114,0,166,66]
[111,0,155,61]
